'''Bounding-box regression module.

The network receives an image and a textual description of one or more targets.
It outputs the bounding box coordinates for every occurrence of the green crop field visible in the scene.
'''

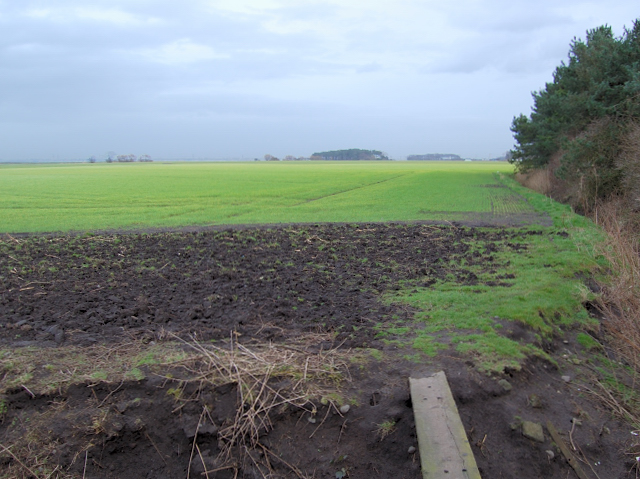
[1,161,520,233]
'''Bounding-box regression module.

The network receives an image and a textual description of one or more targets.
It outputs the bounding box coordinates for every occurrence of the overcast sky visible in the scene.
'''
[1,1,638,161]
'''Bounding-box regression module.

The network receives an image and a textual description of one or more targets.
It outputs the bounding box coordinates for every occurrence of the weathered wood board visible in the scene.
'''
[409,372,482,479]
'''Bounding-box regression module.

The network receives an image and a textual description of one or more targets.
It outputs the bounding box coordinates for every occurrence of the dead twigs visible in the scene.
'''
[0,443,42,479]
[187,406,208,479]
[171,333,348,478]
[579,378,639,425]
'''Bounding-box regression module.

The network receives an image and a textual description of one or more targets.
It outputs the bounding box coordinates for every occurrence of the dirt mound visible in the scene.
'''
[2,375,419,479]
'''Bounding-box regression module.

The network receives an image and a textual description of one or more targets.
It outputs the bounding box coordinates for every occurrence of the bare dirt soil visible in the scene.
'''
[0,224,635,478]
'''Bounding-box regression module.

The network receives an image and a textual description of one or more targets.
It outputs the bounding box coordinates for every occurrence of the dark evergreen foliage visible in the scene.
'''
[510,19,640,203]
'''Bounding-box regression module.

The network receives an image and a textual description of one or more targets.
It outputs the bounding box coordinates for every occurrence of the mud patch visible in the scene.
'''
[0,224,539,348]
[0,224,634,478]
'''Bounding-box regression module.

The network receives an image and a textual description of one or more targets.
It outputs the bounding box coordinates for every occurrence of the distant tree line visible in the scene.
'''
[261,150,389,161]
[101,154,153,163]
[310,149,389,161]
[407,153,462,161]
[262,154,310,161]
[510,19,640,210]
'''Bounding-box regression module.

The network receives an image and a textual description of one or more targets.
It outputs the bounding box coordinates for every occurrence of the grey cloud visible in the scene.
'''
[356,62,383,73]
[421,23,578,75]
[453,2,574,34]
[1,1,638,160]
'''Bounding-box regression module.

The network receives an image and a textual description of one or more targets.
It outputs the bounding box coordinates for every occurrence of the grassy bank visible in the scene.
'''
[384,173,607,373]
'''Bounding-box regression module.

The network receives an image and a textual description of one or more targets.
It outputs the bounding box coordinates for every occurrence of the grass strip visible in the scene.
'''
[384,173,606,373]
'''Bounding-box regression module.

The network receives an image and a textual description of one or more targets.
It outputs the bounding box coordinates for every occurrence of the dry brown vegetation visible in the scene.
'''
[617,120,640,211]
[593,199,640,374]
[515,168,553,196]
[172,333,350,477]
[588,122,640,385]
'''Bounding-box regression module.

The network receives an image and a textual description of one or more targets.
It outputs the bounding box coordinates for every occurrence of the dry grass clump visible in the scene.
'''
[594,198,640,373]
[585,197,640,431]
[172,334,349,478]
[515,169,553,196]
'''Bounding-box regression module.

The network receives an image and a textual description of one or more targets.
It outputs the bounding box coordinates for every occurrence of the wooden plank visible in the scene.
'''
[410,372,482,479]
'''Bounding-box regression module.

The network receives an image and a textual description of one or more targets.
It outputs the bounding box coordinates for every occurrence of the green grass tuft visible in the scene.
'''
[413,334,448,357]
[576,332,601,351]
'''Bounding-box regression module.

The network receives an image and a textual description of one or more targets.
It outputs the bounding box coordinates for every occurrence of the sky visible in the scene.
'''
[1,1,638,161]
